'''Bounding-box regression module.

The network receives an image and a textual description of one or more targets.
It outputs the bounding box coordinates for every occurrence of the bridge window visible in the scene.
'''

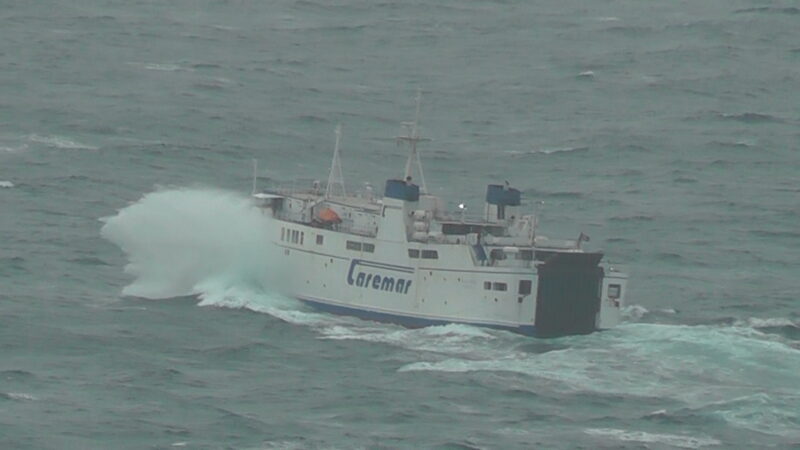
[421,250,438,259]
[408,249,420,258]
[518,280,532,295]
[363,243,375,253]
[346,241,362,251]
[316,235,324,245]
[493,282,507,292]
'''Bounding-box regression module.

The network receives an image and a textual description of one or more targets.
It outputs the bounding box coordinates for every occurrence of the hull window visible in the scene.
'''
[421,250,438,259]
[518,280,532,295]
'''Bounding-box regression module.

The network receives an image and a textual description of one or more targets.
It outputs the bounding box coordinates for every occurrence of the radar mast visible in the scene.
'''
[325,124,346,198]
[397,89,429,193]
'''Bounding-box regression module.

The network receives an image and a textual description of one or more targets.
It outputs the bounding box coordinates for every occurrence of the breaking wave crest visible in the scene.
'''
[101,188,287,299]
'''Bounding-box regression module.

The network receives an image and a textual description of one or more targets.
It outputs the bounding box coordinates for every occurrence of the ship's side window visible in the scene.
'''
[292,230,299,244]
[608,284,621,299]
[363,243,375,253]
[421,250,438,259]
[281,228,285,241]
[300,232,304,245]
[490,249,506,260]
[484,281,491,290]
[519,250,533,261]
[316,235,324,245]
[493,282,507,291]
[518,280,532,295]
[346,241,362,251]
[408,249,419,258]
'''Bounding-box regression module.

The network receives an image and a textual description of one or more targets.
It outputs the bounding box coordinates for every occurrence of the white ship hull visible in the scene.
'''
[264,207,627,337]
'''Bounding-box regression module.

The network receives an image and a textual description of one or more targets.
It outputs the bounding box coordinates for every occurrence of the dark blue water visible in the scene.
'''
[2,1,799,448]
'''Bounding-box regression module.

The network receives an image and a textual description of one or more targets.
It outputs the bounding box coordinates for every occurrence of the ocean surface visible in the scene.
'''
[2,0,799,448]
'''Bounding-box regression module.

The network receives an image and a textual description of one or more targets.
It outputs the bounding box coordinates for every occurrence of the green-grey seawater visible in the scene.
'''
[1,0,799,448]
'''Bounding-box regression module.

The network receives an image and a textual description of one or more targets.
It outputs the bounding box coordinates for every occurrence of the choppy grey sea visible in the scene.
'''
[2,0,799,448]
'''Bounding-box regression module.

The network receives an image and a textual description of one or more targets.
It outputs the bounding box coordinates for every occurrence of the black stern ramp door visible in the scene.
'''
[535,252,604,337]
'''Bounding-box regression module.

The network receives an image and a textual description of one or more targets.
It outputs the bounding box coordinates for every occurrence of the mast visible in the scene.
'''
[251,158,258,195]
[326,124,346,198]
[397,89,429,193]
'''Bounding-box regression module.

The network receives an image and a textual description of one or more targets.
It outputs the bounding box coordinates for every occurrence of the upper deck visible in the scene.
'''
[252,92,597,270]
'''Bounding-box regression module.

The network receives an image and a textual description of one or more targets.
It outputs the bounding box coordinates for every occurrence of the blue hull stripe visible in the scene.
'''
[296,296,537,337]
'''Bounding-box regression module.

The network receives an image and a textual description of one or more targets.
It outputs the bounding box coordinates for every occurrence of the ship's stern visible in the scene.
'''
[533,252,626,337]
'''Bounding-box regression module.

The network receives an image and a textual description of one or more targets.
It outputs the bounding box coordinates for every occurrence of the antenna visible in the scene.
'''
[397,89,429,193]
[326,124,346,198]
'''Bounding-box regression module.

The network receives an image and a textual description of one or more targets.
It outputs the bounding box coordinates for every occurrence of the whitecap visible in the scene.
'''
[0,144,28,153]
[508,146,588,156]
[6,392,37,401]
[28,134,98,150]
[537,146,588,154]
[736,317,797,328]
[583,428,721,449]
[0,181,13,188]
[622,304,648,320]
[143,63,182,72]
[712,393,800,438]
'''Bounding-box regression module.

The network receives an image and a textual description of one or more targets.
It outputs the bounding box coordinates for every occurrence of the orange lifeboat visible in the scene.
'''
[317,207,342,224]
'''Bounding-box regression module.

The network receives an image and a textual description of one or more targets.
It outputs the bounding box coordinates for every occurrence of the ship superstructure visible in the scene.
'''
[254,94,627,337]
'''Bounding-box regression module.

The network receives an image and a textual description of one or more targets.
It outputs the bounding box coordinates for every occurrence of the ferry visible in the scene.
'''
[254,93,627,337]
